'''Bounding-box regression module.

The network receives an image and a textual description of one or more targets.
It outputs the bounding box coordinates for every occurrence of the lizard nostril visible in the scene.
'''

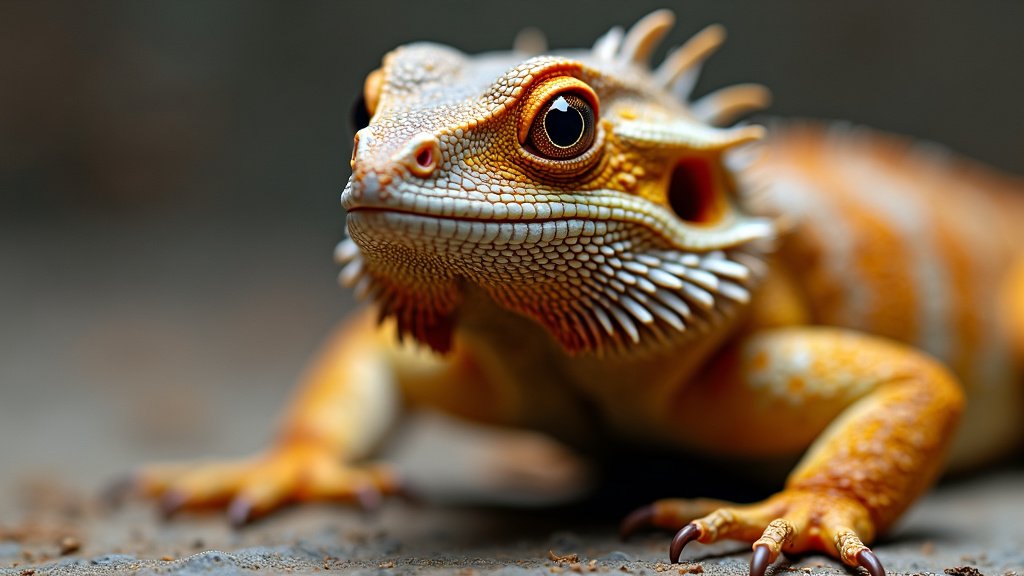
[416,147,433,169]
[407,138,439,178]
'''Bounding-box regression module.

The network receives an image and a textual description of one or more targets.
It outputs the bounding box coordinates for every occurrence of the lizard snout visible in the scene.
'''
[346,131,441,208]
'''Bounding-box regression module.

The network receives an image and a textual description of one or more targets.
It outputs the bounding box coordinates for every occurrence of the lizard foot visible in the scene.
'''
[621,490,884,576]
[132,443,401,525]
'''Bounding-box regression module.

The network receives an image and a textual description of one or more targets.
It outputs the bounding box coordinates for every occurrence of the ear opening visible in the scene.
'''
[668,157,724,225]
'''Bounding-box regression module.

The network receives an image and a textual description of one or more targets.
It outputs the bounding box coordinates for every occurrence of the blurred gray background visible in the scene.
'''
[1,0,1023,511]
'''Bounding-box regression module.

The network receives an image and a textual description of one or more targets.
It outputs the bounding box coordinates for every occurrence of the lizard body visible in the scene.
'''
[137,11,1024,575]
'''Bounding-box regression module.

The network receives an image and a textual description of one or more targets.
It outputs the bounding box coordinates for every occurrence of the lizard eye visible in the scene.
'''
[527,92,596,160]
[351,68,383,134]
[350,94,371,133]
[517,77,601,169]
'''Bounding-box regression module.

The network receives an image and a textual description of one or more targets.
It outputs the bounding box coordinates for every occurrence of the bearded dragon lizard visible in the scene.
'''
[134,10,1024,575]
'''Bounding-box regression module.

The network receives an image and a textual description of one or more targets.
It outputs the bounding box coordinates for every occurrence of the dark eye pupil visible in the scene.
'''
[526,91,596,161]
[544,96,584,148]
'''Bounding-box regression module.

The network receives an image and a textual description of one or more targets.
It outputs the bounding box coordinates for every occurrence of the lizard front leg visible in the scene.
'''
[134,311,410,524]
[622,327,964,575]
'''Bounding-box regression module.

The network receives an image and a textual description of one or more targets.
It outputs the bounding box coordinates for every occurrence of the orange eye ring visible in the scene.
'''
[517,77,600,161]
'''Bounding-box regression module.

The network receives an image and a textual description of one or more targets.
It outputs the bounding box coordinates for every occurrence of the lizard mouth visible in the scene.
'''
[346,207,620,249]
[343,182,774,253]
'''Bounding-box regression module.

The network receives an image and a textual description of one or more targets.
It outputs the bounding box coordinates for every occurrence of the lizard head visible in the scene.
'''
[337,10,777,354]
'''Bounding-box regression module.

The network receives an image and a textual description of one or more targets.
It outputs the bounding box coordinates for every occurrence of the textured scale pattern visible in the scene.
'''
[337,13,776,354]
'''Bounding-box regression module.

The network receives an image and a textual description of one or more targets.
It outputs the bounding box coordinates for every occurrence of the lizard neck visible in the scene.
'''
[450,283,745,443]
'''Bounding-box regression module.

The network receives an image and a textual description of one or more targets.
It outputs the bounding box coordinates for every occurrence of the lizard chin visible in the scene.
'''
[338,208,773,355]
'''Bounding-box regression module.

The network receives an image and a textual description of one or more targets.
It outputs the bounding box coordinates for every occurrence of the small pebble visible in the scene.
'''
[58,537,81,556]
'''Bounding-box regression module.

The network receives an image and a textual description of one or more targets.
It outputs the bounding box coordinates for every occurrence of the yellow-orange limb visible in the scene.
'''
[648,327,963,565]
[1004,258,1024,364]
[133,309,532,522]
[134,312,407,522]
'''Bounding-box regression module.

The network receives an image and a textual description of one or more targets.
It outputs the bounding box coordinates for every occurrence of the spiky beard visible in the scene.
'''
[336,212,775,355]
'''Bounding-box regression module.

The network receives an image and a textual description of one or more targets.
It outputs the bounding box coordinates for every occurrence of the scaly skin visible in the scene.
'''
[135,10,1024,575]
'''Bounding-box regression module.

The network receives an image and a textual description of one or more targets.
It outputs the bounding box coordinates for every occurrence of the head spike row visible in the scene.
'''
[618,9,676,65]
[654,24,727,94]
[513,26,547,55]
[613,120,765,152]
[691,84,773,126]
[593,25,625,61]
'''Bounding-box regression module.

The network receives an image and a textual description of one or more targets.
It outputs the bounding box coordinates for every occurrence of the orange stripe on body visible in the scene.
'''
[761,135,922,345]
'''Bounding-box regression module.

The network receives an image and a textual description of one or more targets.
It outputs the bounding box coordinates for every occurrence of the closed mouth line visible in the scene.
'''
[345,206,603,225]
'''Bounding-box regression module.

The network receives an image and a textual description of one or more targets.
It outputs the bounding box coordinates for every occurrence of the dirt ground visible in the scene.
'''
[0,465,1023,575]
[1,217,1022,576]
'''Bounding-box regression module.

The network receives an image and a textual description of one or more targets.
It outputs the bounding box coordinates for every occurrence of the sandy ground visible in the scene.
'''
[0,467,1022,575]
[2,216,1023,575]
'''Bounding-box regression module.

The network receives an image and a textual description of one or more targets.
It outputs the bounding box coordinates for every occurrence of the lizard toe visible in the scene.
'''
[132,444,401,524]
[643,489,880,574]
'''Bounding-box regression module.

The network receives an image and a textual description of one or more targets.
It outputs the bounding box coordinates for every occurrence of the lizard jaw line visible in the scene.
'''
[345,204,774,253]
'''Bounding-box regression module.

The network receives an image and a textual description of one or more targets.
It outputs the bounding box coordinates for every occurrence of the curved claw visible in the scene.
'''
[669,523,701,563]
[619,504,655,540]
[159,490,188,519]
[227,497,255,527]
[750,545,772,576]
[101,475,133,508]
[354,485,383,512]
[856,550,886,576]
[392,476,422,504]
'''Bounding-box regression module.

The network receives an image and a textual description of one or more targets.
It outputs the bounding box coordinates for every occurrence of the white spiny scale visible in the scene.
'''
[592,26,624,61]
[700,257,750,280]
[680,281,716,311]
[338,259,364,288]
[654,289,693,319]
[574,308,604,346]
[602,283,626,303]
[616,269,638,285]
[334,238,360,264]
[680,267,720,291]
[620,294,655,325]
[647,267,684,289]
[634,275,658,295]
[353,276,373,300]
[678,253,701,267]
[646,299,685,332]
[634,253,662,267]
[731,252,769,278]
[623,260,649,275]
[590,299,618,337]
[718,280,751,304]
[609,304,641,344]
[660,261,690,278]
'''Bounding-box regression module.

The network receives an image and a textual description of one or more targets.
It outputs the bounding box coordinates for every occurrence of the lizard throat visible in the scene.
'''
[336,209,773,355]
